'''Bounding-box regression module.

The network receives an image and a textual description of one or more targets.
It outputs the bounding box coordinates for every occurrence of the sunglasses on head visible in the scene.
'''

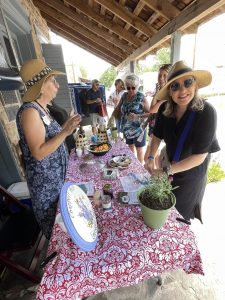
[127,86,136,91]
[170,78,195,92]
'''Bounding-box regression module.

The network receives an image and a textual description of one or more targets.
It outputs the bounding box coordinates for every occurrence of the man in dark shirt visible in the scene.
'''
[86,79,103,134]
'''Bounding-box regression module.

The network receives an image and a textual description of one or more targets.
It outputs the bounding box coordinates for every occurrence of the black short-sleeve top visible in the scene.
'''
[87,88,103,113]
[153,101,220,162]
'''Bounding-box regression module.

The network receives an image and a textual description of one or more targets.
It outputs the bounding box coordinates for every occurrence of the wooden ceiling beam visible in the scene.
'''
[100,5,106,15]
[125,1,157,36]
[34,0,134,54]
[117,0,225,69]
[147,12,160,25]
[47,21,120,66]
[35,2,126,60]
[142,0,180,20]
[43,14,122,64]
[112,0,128,44]
[95,0,154,37]
[113,0,126,22]
[64,0,142,47]
[49,26,118,66]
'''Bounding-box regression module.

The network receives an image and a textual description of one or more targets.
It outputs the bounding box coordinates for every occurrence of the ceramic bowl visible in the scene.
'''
[87,142,112,156]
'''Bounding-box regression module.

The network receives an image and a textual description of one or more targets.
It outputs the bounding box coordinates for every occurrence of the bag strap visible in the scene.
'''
[112,94,124,116]
[172,111,195,162]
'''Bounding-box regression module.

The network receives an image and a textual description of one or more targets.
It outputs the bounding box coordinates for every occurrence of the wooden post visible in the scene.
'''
[170,31,182,64]
[130,60,136,73]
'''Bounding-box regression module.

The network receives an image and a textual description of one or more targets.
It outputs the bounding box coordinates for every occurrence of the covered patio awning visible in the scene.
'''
[33,0,225,69]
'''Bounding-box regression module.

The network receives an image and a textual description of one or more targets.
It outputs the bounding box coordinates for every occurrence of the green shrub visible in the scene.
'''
[207,162,225,183]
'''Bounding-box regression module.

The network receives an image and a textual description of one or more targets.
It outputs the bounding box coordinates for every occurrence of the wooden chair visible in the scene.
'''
[0,185,46,283]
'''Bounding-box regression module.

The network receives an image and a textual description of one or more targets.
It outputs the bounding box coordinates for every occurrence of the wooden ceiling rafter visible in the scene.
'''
[34,0,134,54]
[111,0,128,45]
[113,0,126,22]
[124,1,156,40]
[31,0,225,68]
[130,8,149,42]
[44,17,123,65]
[95,0,155,37]
[47,21,121,66]
[64,0,143,47]
[35,1,127,60]
[117,0,225,69]
[142,0,180,20]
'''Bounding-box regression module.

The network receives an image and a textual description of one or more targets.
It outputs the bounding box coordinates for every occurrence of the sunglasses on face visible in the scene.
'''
[126,86,136,91]
[170,78,195,92]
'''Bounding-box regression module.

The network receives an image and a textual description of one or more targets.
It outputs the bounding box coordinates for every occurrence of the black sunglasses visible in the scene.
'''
[127,86,136,91]
[170,78,195,92]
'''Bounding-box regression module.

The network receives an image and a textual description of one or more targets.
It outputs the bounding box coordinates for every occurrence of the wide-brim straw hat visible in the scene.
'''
[20,59,65,102]
[156,60,212,100]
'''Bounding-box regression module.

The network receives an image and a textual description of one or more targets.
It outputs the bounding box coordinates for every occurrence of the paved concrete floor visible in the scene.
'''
[1,180,225,300]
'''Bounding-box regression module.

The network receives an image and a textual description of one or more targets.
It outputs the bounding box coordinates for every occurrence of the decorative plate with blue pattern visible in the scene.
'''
[60,182,98,251]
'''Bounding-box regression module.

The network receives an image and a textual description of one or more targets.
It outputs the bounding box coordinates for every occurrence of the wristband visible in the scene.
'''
[148,155,154,161]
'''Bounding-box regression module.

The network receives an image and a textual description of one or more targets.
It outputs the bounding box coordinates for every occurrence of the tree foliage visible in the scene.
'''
[135,63,151,75]
[207,162,225,183]
[79,66,88,79]
[151,48,171,72]
[99,66,117,88]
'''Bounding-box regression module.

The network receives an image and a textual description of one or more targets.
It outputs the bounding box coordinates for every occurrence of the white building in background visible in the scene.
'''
[139,72,158,95]
[65,63,80,83]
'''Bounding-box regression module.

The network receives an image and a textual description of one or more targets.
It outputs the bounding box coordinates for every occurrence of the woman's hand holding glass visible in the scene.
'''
[63,114,81,135]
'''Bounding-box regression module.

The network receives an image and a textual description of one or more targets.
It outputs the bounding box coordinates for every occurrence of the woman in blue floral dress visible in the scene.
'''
[16,59,81,239]
[120,74,150,164]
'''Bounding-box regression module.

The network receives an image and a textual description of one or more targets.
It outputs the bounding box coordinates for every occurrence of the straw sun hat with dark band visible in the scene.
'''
[156,60,212,100]
[20,59,65,102]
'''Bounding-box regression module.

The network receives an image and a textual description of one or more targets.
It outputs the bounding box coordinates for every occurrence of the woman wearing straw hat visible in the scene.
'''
[145,60,220,222]
[16,59,81,239]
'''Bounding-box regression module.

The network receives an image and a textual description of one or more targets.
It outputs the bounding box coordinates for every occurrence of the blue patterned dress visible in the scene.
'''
[121,91,145,139]
[16,102,69,239]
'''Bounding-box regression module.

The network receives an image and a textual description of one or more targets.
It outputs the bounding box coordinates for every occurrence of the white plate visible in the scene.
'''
[112,156,131,167]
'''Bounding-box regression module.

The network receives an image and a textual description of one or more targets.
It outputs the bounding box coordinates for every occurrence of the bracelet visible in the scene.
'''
[148,155,154,161]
